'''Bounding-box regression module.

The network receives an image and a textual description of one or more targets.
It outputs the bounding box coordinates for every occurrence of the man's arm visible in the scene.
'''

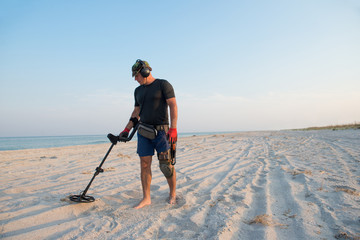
[108,106,140,144]
[166,97,177,129]
[122,106,140,133]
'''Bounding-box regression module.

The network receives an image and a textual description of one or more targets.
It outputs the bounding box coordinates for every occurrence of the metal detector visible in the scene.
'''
[69,126,138,203]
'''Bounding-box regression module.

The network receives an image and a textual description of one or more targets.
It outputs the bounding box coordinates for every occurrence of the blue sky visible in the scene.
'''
[1,0,359,136]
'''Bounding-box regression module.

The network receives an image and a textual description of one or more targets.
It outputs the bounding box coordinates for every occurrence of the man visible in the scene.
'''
[115,59,178,209]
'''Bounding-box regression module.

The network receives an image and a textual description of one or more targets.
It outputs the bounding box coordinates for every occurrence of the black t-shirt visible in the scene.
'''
[134,79,175,125]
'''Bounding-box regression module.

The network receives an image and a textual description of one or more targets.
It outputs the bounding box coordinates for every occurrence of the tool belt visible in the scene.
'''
[138,123,169,140]
[155,125,169,133]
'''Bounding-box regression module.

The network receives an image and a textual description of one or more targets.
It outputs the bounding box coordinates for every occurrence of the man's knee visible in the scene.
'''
[140,156,152,169]
[158,150,173,178]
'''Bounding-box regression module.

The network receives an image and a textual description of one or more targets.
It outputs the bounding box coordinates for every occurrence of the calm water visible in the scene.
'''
[0,135,109,151]
[0,132,230,151]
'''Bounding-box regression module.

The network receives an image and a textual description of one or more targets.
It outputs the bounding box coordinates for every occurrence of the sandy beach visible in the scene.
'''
[0,130,359,239]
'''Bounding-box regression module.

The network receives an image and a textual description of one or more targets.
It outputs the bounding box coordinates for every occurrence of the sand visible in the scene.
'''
[0,130,359,239]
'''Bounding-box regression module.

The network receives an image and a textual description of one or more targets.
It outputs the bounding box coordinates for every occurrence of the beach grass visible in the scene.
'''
[246,214,288,228]
[293,122,360,131]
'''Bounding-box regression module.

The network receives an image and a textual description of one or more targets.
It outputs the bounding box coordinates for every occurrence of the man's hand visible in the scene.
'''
[167,128,177,143]
[119,128,130,139]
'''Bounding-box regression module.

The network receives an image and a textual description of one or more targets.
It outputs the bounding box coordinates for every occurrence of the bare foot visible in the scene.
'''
[134,198,151,209]
[169,195,176,205]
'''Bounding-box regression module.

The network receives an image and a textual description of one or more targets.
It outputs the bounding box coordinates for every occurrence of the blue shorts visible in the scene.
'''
[137,131,170,157]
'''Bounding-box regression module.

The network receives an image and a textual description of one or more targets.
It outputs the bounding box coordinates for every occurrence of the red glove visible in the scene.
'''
[167,128,177,143]
[119,128,130,138]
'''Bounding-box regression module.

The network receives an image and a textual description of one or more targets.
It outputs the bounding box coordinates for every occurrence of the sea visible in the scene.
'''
[0,132,230,151]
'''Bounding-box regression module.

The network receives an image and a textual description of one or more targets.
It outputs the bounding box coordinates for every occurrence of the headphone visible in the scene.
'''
[137,59,151,78]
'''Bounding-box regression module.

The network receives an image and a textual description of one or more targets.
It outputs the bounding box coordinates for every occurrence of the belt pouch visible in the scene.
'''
[138,123,157,140]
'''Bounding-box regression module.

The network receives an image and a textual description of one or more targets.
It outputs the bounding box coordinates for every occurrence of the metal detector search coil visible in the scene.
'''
[69,194,95,203]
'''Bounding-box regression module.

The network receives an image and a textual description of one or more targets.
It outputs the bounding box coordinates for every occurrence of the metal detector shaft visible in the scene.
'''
[80,143,115,197]
[80,126,138,198]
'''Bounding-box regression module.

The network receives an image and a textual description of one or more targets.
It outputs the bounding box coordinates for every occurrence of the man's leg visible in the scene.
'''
[166,166,176,204]
[158,150,177,204]
[134,155,152,209]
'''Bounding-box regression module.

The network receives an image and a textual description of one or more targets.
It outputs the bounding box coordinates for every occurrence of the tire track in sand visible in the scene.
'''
[151,135,256,239]
[232,136,279,239]
[262,137,307,240]
[277,133,356,239]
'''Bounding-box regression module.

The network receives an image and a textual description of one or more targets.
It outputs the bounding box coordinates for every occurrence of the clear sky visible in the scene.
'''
[1,0,360,137]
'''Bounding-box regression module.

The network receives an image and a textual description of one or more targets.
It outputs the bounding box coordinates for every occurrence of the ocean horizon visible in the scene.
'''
[0,131,236,151]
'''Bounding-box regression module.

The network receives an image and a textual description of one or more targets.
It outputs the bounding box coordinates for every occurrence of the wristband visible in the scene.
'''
[123,128,130,133]
[129,117,138,127]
